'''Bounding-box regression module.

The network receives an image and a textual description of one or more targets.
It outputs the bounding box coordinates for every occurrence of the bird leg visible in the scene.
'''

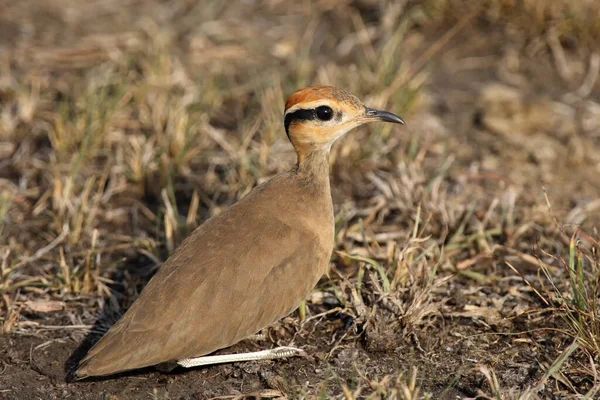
[177,346,306,368]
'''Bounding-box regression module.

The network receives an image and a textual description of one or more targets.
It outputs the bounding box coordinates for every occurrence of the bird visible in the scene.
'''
[74,85,404,378]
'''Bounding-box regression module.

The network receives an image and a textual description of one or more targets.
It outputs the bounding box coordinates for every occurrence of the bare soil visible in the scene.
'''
[1,1,599,399]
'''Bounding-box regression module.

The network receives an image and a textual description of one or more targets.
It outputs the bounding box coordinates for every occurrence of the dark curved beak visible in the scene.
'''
[364,107,405,125]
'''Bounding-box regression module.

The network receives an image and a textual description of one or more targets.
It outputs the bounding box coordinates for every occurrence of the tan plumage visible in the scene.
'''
[75,86,403,378]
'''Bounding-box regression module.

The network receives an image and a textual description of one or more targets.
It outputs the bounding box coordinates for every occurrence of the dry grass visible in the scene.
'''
[1,0,600,398]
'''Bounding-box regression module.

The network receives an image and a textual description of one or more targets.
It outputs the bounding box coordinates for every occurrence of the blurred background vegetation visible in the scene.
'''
[1,0,600,398]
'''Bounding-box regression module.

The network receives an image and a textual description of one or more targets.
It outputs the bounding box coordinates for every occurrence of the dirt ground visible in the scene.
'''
[1,1,600,399]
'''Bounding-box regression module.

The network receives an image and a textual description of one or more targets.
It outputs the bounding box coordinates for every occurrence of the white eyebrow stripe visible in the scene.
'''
[284,100,333,116]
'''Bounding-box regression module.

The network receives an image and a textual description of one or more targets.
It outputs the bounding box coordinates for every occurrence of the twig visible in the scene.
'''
[12,224,69,270]
[574,52,600,99]
[547,27,572,81]
[504,260,550,306]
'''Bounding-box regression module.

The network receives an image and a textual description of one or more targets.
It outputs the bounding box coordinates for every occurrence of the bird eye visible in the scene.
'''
[315,106,333,121]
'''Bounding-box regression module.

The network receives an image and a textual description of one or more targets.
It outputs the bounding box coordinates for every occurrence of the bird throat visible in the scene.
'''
[295,146,331,187]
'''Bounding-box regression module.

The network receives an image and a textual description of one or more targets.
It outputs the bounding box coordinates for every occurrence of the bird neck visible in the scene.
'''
[294,146,331,186]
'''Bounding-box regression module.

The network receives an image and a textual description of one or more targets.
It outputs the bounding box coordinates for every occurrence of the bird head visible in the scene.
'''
[283,86,404,153]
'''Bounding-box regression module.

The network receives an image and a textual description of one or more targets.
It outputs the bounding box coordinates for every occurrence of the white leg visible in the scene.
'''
[177,346,306,368]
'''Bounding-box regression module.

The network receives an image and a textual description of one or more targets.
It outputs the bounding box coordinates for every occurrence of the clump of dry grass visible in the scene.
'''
[339,367,432,400]
[557,233,600,357]
[533,230,600,358]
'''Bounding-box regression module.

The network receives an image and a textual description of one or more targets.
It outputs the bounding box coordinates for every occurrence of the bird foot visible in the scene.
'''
[177,346,306,368]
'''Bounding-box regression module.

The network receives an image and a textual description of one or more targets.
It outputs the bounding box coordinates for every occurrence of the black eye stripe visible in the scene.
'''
[284,106,340,137]
[284,108,315,137]
[284,106,342,137]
